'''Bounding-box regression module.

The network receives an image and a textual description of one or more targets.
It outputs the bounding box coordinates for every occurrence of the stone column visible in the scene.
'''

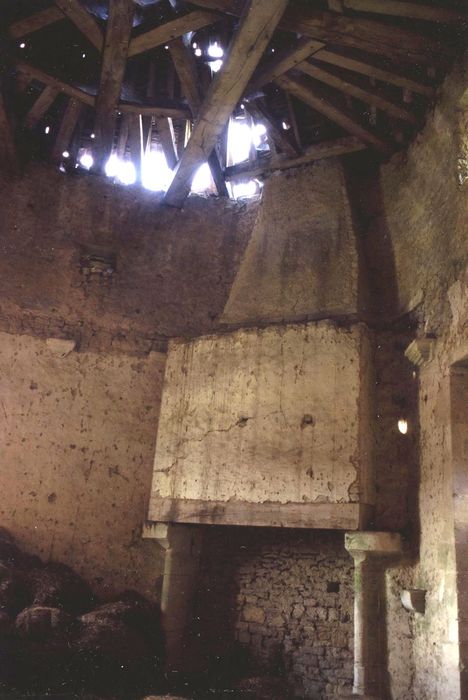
[345,532,402,699]
[143,521,205,671]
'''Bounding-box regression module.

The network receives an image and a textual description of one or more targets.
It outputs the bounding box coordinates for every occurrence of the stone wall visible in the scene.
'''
[0,329,166,601]
[376,54,468,700]
[194,527,354,699]
[379,56,468,329]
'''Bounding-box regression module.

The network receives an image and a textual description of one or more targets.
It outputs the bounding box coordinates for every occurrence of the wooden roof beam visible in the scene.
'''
[276,73,393,156]
[224,136,366,180]
[249,37,325,94]
[342,0,463,24]
[156,118,178,171]
[53,0,104,51]
[94,0,135,171]
[165,0,289,207]
[16,61,191,118]
[10,2,104,50]
[298,61,419,124]
[168,37,203,115]
[244,98,300,157]
[119,101,191,119]
[168,36,228,197]
[312,49,435,97]
[9,7,64,39]
[247,40,435,98]
[51,97,83,162]
[127,10,221,58]
[16,61,95,105]
[190,0,448,65]
[24,85,60,129]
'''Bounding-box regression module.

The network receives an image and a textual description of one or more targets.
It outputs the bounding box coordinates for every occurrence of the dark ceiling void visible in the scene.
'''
[0,0,466,204]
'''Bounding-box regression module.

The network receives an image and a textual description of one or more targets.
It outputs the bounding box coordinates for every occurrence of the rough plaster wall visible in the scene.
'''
[0,330,166,601]
[150,321,370,508]
[0,163,254,350]
[222,160,359,326]
[380,56,468,326]
[194,528,354,699]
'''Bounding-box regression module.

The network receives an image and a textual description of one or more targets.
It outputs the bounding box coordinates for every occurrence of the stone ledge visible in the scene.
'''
[344,531,402,556]
[147,497,371,530]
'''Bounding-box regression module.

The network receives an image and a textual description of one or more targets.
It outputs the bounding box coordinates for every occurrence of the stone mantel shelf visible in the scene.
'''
[145,496,373,532]
[345,531,403,556]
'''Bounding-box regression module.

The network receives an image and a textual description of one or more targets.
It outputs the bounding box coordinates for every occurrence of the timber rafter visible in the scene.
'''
[4,0,464,200]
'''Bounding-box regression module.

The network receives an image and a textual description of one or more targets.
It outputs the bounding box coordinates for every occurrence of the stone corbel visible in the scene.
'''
[142,521,170,549]
[404,338,436,367]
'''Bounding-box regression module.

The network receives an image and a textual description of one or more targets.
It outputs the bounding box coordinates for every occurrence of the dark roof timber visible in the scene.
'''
[164,0,290,207]
[4,0,464,204]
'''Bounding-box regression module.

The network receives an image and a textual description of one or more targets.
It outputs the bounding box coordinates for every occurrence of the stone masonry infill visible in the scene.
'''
[195,529,354,699]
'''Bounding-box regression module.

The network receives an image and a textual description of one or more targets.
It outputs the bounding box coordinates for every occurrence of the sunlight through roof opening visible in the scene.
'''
[230,179,262,200]
[208,42,224,58]
[191,162,215,195]
[228,119,253,165]
[79,152,94,170]
[105,155,137,186]
[142,149,173,192]
[209,59,223,73]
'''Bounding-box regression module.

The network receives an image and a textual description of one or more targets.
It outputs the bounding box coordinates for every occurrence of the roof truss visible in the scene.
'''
[5,0,462,199]
[165,0,290,207]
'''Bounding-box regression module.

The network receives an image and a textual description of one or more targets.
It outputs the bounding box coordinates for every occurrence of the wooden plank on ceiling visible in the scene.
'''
[247,39,435,98]
[165,0,289,207]
[9,7,64,39]
[249,37,325,94]
[156,117,178,170]
[189,0,448,64]
[16,61,191,120]
[224,136,366,180]
[51,97,83,162]
[298,60,419,124]
[16,61,95,106]
[127,10,220,58]
[342,0,463,23]
[24,85,59,129]
[119,101,191,118]
[53,0,104,50]
[168,37,202,115]
[168,36,228,196]
[276,73,393,155]
[94,0,135,171]
[312,49,435,97]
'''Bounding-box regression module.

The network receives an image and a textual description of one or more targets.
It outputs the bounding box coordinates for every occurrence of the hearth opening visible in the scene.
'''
[182,527,354,699]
